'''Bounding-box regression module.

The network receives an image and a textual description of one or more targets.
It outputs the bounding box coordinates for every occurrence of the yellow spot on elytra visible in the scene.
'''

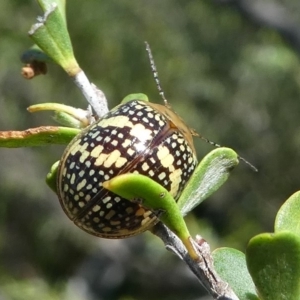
[91,131,100,139]
[95,150,126,169]
[127,148,135,156]
[130,124,152,141]
[102,227,112,232]
[105,210,116,220]
[157,146,175,168]
[115,156,127,168]
[79,170,85,177]
[143,210,152,218]
[100,115,132,128]
[77,179,87,191]
[142,162,150,171]
[103,196,111,204]
[136,207,146,216]
[104,150,122,168]
[94,153,109,167]
[70,174,76,185]
[70,139,81,155]
[63,184,69,192]
[81,142,89,151]
[106,203,113,209]
[110,220,121,226]
[122,139,131,148]
[126,207,134,214]
[141,216,153,227]
[111,140,118,146]
[92,205,101,212]
[177,137,184,144]
[169,169,182,197]
[90,145,104,158]
[157,146,169,160]
[158,172,166,180]
[79,150,91,163]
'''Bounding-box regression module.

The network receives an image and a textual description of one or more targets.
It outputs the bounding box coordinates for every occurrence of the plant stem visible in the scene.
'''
[152,223,239,300]
[72,70,109,118]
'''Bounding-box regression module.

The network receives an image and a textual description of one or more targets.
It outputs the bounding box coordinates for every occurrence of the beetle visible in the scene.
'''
[56,95,198,238]
[40,92,239,261]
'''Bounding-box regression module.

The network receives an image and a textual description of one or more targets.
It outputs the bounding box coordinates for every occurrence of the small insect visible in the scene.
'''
[51,41,254,261]
[56,45,201,238]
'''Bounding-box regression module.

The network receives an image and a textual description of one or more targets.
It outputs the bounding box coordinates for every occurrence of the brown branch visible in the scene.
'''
[152,223,239,300]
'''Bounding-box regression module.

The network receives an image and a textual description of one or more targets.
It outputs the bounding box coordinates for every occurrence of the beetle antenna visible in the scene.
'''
[191,130,258,172]
[145,41,170,107]
[145,41,258,173]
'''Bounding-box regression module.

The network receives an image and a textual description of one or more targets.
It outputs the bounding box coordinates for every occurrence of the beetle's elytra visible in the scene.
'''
[57,99,197,238]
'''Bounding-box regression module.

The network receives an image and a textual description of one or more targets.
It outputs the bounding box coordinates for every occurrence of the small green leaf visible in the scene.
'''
[103,173,199,261]
[37,0,66,24]
[29,4,79,76]
[28,102,91,128]
[0,126,79,147]
[275,191,300,235]
[178,147,239,215]
[121,93,149,104]
[46,161,59,193]
[21,1,66,68]
[213,247,259,300]
[246,231,300,300]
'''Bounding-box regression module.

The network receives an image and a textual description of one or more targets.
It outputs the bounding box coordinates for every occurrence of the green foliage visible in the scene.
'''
[247,231,300,300]
[1,0,300,299]
[1,278,62,300]
[178,147,238,215]
[104,148,238,261]
[214,191,300,300]
[27,0,78,74]
[275,191,300,235]
[213,248,258,300]
[121,93,149,104]
[0,127,79,147]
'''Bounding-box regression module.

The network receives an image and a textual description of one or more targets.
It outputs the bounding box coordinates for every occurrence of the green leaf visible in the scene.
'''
[29,3,79,76]
[21,1,66,67]
[178,147,239,215]
[28,102,92,128]
[103,173,199,261]
[37,0,66,24]
[275,191,300,235]
[46,161,59,193]
[213,247,259,300]
[0,126,79,147]
[121,93,149,104]
[246,231,300,300]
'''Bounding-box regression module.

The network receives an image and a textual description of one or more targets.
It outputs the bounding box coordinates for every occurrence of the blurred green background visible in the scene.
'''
[1,0,300,299]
